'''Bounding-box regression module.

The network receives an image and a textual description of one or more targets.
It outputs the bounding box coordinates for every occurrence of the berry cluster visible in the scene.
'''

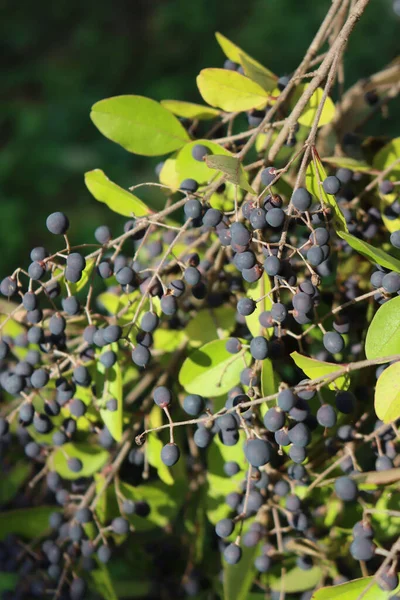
[1,6,400,600]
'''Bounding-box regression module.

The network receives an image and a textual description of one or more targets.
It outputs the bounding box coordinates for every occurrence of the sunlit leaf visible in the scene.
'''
[322,156,371,172]
[374,361,400,422]
[179,339,250,396]
[90,95,189,156]
[98,343,123,441]
[339,231,400,274]
[90,562,118,600]
[291,351,350,391]
[118,480,181,530]
[161,100,220,120]
[48,442,109,480]
[290,84,335,128]
[184,306,236,348]
[215,32,277,86]
[85,169,150,217]
[176,140,232,185]
[197,68,268,112]
[311,577,392,599]
[146,434,174,485]
[205,154,256,194]
[269,565,322,593]
[306,158,348,233]
[245,273,273,338]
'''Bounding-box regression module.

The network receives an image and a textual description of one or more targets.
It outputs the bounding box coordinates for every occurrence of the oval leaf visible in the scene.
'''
[290,84,335,128]
[0,507,60,540]
[160,100,220,120]
[48,442,109,480]
[366,296,400,359]
[215,32,277,84]
[205,154,256,194]
[306,158,348,233]
[179,339,250,396]
[197,68,268,112]
[270,565,322,593]
[245,273,273,338]
[176,139,232,185]
[375,361,400,422]
[90,95,189,156]
[339,231,400,274]
[291,351,350,390]
[98,345,123,442]
[322,156,371,172]
[184,306,236,348]
[312,577,391,600]
[85,169,150,217]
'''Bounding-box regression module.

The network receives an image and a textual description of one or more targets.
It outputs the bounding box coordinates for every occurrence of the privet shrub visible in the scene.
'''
[1,1,400,599]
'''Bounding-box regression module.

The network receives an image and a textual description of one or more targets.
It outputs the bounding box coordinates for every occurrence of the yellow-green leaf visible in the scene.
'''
[215,32,277,85]
[90,95,189,156]
[375,361,400,422]
[197,68,268,112]
[322,156,371,172]
[290,351,350,390]
[160,100,220,120]
[365,296,400,359]
[290,84,335,128]
[85,169,150,217]
[311,577,393,600]
[240,54,277,92]
[48,442,109,480]
[179,339,250,396]
[245,273,273,338]
[176,139,232,185]
[98,344,123,442]
[306,157,348,233]
[158,156,180,190]
[146,434,174,485]
[338,231,400,273]
[184,306,236,348]
[205,154,256,194]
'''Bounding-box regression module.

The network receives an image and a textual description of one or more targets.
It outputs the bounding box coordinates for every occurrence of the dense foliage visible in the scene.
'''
[1,1,400,599]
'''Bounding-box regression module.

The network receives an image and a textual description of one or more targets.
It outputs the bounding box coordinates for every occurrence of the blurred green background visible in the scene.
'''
[1,0,399,276]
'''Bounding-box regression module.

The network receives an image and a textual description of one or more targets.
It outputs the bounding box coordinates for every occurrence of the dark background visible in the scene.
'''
[1,0,399,276]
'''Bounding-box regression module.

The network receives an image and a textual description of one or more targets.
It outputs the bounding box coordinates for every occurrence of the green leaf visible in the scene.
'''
[338,231,400,273]
[69,257,96,294]
[160,100,220,120]
[311,577,392,600]
[176,140,232,185]
[322,156,371,172]
[98,344,123,442]
[290,84,335,128]
[306,158,348,233]
[179,339,250,396]
[85,169,150,217]
[197,69,268,113]
[260,359,279,417]
[48,442,109,480]
[240,54,277,92]
[269,565,322,593]
[153,328,186,352]
[215,32,277,86]
[0,506,59,540]
[158,156,180,190]
[223,542,260,600]
[146,434,174,485]
[373,137,400,179]
[0,462,30,505]
[245,273,273,338]
[374,361,400,422]
[90,562,118,600]
[90,95,189,156]
[0,573,18,594]
[118,480,181,530]
[184,306,236,348]
[290,351,350,390]
[205,155,256,194]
